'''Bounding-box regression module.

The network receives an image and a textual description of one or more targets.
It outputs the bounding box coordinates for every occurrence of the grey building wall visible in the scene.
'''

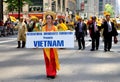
[76,0,99,19]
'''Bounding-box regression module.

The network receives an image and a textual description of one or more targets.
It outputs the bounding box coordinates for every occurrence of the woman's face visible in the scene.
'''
[59,19,63,23]
[46,15,53,24]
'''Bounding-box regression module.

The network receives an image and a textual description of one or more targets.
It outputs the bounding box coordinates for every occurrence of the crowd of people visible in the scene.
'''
[74,14,118,53]
[0,18,16,36]
[1,11,119,50]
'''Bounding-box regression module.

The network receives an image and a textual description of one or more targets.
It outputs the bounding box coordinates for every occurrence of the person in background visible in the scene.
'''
[102,14,118,52]
[0,20,3,26]
[32,19,41,32]
[89,16,101,51]
[74,18,79,40]
[75,18,87,50]
[54,18,58,26]
[66,19,74,31]
[57,18,68,31]
[101,18,106,41]
[24,18,30,32]
[15,17,28,48]
[42,11,60,79]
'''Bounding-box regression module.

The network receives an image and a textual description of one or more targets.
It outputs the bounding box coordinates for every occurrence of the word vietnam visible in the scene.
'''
[34,40,64,48]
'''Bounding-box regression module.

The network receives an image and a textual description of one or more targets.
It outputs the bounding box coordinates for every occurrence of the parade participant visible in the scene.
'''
[42,11,60,79]
[75,17,87,50]
[4,18,11,27]
[101,18,106,41]
[31,17,41,32]
[24,18,30,32]
[66,19,74,31]
[57,18,68,31]
[53,18,58,26]
[87,16,93,39]
[102,13,118,52]
[112,18,118,29]
[89,16,101,51]
[0,20,4,26]
[74,16,81,40]
[16,17,27,48]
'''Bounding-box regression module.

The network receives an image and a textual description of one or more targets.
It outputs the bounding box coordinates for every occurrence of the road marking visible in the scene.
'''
[86,41,91,47]
[0,39,16,44]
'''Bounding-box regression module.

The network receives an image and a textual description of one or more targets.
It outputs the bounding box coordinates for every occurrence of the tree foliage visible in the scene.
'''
[104,4,114,17]
[4,0,32,12]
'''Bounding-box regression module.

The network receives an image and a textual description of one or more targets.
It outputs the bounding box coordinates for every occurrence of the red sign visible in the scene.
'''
[8,13,23,18]
[80,2,84,11]
[57,15,65,19]
[28,13,43,19]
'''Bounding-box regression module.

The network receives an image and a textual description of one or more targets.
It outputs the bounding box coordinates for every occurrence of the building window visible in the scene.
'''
[99,0,103,2]
[62,0,65,12]
[29,6,43,12]
[52,0,56,12]
[84,0,87,3]
[58,0,61,11]
[99,0,103,15]
[29,0,43,12]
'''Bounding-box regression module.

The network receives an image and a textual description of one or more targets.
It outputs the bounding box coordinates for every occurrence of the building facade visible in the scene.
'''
[76,0,99,19]
[3,0,76,21]
[99,0,103,16]
[116,0,120,17]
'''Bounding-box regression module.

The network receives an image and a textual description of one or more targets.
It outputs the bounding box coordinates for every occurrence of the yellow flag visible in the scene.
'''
[10,16,16,22]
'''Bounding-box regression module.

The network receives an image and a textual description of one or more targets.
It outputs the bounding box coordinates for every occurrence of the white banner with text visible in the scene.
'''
[26,31,74,48]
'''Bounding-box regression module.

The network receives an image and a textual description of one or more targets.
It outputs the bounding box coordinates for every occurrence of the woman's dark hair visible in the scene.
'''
[59,18,65,23]
[45,14,54,20]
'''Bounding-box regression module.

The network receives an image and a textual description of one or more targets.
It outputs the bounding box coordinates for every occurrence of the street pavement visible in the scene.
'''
[0,32,120,82]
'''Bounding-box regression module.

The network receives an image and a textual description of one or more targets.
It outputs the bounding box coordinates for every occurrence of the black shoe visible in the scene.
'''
[96,48,98,50]
[82,46,85,50]
[47,76,55,79]
[22,46,25,48]
[82,47,85,50]
[17,41,21,48]
[108,49,110,51]
[78,48,81,50]
[50,76,55,79]
[17,46,20,48]
[22,41,25,48]
[47,76,50,78]
[90,49,95,51]
[104,49,107,52]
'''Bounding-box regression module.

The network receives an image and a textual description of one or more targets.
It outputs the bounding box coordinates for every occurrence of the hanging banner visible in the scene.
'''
[26,31,75,48]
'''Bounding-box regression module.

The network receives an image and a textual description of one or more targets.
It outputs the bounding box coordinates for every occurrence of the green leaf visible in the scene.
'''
[5,0,31,12]
[104,4,114,17]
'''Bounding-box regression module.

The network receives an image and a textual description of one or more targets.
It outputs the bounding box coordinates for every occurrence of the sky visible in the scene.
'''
[118,0,120,5]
